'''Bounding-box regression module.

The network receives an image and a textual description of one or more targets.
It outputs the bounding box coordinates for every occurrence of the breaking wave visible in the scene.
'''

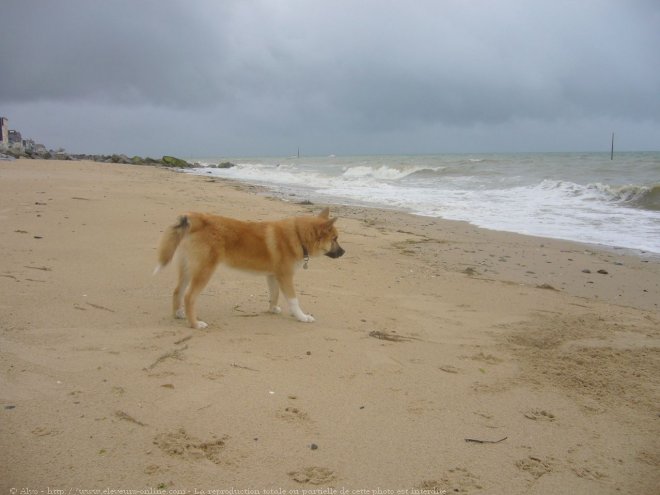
[589,183,660,211]
[535,180,660,212]
[341,165,435,181]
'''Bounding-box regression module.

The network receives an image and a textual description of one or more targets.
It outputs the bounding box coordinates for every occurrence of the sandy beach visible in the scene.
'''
[1,159,658,494]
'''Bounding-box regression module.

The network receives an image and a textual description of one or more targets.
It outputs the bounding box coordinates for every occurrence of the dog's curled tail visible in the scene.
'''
[153,215,190,275]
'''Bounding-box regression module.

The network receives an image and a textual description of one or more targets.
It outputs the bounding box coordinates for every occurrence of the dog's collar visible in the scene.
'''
[302,246,309,270]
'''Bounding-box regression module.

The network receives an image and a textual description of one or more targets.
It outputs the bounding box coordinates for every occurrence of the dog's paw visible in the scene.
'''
[288,298,314,323]
[194,320,208,330]
[175,309,186,319]
[269,305,282,314]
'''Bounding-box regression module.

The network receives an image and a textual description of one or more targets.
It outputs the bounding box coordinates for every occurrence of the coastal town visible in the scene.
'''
[0,114,198,167]
[0,115,48,156]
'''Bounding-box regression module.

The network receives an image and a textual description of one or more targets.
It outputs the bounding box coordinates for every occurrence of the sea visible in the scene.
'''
[185,152,660,255]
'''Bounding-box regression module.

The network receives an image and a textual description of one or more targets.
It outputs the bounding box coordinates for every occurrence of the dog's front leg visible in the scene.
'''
[276,272,315,323]
[266,275,281,314]
[288,298,315,323]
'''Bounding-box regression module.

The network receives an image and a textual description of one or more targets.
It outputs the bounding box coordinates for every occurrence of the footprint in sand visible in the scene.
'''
[288,466,336,485]
[466,352,504,364]
[571,464,608,481]
[154,428,228,464]
[31,426,59,437]
[417,467,482,493]
[111,386,126,396]
[203,370,225,381]
[637,450,660,467]
[407,398,438,416]
[515,456,556,479]
[144,464,163,475]
[278,406,310,423]
[523,409,556,422]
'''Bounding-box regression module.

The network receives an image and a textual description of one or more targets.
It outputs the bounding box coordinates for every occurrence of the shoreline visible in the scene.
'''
[2,159,659,492]
[193,169,660,260]
[181,153,660,258]
[296,194,660,262]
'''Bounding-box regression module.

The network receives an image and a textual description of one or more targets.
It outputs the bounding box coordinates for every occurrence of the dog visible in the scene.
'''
[154,207,345,329]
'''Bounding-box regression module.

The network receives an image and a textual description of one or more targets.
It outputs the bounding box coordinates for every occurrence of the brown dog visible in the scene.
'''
[154,208,344,329]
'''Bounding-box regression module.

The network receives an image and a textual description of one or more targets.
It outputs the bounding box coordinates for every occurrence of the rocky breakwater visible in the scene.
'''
[2,147,195,169]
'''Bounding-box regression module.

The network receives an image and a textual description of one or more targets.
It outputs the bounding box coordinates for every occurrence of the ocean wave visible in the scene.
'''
[588,183,660,211]
[339,160,501,181]
[536,180,660,211]
[190,162,325,187]
[341,165,437,181]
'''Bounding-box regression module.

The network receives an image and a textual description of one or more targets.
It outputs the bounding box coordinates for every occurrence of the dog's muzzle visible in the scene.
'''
[325,244,345,259]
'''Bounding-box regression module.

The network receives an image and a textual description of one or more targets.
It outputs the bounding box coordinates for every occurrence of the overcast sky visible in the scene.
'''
[1,0,659,157]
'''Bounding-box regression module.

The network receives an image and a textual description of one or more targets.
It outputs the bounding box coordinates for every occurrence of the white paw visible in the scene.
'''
[287,298,315,323]
[269,305,282,314]
[296,313,315,323]
[194,320,208,330]
[175,309,186,319]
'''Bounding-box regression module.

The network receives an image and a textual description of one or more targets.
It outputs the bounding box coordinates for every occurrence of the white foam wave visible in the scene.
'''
[194,162,327,187]
[341,165,434,181]
[187,158,660,254]
[587,182,660,209]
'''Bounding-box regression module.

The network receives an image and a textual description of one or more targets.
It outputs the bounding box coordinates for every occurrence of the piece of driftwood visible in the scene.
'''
[369,330,414,342]
[465,436,508,444]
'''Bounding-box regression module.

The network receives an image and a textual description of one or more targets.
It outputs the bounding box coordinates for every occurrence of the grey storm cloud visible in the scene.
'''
[1,1,231,106]
[1,0,659,155]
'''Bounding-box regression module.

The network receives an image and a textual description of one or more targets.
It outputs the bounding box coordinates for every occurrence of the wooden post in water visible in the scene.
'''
[610,132,614,160]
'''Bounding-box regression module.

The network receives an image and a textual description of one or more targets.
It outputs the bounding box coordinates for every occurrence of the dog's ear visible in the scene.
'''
[318,207,330,219]
[319,217,337,233]
[316,216,338,236]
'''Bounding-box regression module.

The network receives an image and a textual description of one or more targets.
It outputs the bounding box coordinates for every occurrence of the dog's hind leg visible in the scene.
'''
[276,272,315,323]
[172,256,190,319]
[184,259,217,330]
[266,275,282,314]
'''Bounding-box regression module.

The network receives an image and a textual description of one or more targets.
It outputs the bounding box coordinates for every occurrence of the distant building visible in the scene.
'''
[1,116,45,153]
[8,129,22,144]
[0,117,8,144]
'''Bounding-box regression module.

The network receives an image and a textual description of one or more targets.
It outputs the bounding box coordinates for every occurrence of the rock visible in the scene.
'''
[597,269,609,275]
[110,154,131,164]
[217,161,236,168]
[161,156,192,168]
[582,269,592,274]
[4,148,26,159]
